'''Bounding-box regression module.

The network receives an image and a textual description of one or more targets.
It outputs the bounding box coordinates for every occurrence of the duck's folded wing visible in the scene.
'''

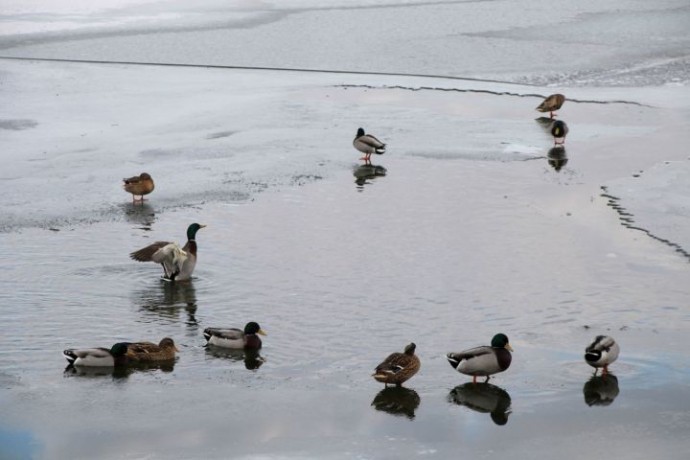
[375,352,412,374]
[127,342,159,354]
[587,335,616,352]
[130,241,172,262]
[447,346,492,361]
[204,328,244,340]
[64,347,110,360]
[361,135,386,149]
[356,134,386,150]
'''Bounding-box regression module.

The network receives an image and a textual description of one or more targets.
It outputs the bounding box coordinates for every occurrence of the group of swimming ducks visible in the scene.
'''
[63,321,267,367]
[65,92,603,382]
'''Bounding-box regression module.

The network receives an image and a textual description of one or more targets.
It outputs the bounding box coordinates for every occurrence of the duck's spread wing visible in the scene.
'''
[130,241,172,262]
[150,243,187,265]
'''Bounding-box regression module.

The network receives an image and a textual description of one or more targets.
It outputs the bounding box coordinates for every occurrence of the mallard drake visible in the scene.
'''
[550,120,569,145]
[130,223,206,281]
[584,335,619,375]
[536,93,565,118]
[125,337,179,363]
[372,343,420,387]
[447,333,513,383]
[63,342,130,367]
[353,128,386,163]
[123,172,155,203]
[203,322,267,349]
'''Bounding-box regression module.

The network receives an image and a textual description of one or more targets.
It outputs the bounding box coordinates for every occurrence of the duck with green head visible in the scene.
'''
[130,223,206,281]
[447,333,513,383]
[353,127,386,163]
[203,322,267,349]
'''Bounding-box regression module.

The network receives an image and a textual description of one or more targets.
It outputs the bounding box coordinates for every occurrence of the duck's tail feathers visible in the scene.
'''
[446,353,461,369]
[63,349,77,364]
[585,351,601,363]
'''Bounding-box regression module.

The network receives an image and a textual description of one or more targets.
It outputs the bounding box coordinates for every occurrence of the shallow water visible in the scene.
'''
[2,1,690,458]
[2,149,690,458]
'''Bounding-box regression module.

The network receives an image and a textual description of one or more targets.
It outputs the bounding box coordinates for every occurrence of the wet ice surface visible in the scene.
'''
[2,1,690,459]
[1,0,689,86]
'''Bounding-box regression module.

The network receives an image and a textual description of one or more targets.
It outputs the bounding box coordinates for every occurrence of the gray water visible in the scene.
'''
[2,150,690,458]
[2,1,690,459]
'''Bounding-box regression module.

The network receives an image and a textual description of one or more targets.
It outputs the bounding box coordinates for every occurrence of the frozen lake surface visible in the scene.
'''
[1,1,689,459]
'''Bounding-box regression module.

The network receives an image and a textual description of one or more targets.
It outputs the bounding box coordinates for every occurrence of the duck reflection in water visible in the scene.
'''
[353,163,387,189]
[547,145,568,172]
[64,360,175,379]
[205,346,265,370]
[121,201,155,230]
[583,373,620,407]
[371,386,421,420]
[448,382,512,426]
[135,281,198,326]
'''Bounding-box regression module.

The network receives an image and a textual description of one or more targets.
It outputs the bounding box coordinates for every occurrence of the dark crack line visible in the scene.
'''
[0,55,534,87]
[601,186,690,262]
[338,84,652,107]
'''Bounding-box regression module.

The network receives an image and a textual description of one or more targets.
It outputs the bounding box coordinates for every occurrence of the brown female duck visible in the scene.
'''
[536,94,565,118]
[125,337,179,363]
[123,172,155,203]
[372,343,420,387]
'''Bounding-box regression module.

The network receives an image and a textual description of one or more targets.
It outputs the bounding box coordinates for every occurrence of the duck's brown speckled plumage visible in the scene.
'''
[536,94,565,118]
[125,337,179,363]
[123,172,155,202]
[372,343,420,387]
